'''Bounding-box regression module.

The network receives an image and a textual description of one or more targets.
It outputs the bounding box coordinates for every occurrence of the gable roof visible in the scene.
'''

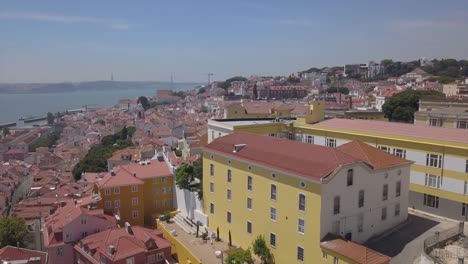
[321,234,391,264]
[0,246,48,264]
[337,141,412,170]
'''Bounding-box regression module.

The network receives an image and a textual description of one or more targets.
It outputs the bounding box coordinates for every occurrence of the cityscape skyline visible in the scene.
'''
[1,0,468,83]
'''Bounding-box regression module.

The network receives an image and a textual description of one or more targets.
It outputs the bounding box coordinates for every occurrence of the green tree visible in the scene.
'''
[252,84,258,100]
[382,89,444,123]
[200,106,209,113]
[225,248,254,264]
[47,112,55,125]
[252,235,273,264]
[175,163,193,190]
[197,87,206,94]
[137,96,150,111]
[2,127,11,136]
[121,126,128,140]
[0,217,29,248]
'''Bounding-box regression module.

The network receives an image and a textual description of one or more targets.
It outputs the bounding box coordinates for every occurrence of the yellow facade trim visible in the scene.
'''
[410,183,468,203]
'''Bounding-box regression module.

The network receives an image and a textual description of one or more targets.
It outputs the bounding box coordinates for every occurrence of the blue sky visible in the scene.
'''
[1,0,467,83]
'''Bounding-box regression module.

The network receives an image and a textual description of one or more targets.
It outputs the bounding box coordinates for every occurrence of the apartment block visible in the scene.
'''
[203,132,410,263]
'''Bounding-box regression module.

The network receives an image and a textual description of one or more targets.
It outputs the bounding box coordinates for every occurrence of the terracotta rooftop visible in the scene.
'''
[204,132,408,181]
[76,226,171,262]
[321,234,391,264]
[310,118,468,146]
[0,246,48,264]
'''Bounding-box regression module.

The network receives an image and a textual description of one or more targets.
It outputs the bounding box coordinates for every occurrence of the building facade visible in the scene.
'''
[203,132,409,263]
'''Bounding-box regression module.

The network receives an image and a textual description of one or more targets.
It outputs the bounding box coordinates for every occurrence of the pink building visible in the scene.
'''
[43,200,117,264]
[74,224,171,264]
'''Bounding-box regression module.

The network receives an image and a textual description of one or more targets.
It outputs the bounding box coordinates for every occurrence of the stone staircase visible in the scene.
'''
[173,214,204,237]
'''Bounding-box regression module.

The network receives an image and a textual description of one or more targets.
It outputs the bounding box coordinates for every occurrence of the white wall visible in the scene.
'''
[174,187,208,226]
[445,155,467,174]
[320,164,410,244]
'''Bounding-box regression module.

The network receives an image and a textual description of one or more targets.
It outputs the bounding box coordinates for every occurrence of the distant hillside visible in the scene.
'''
[0,81,202,94]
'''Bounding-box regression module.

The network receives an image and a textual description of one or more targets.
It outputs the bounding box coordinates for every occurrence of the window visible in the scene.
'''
[132,210,139,219]
[357,213,364,233]
[105,201,111,209]
[322,251,328,260]
[57,247,63,256]
[210,164,214,176]
[210,203,214,214]
[247,221,252,234]
[227,169,232,183]
[114,200,120,208]
[132,197,138,206]
[382,184,388,201]
[162,187,167,194]
[332,221,340,234]
[247,197,252,210]
[131,185,138,192]
[424,194,439,208]
[429,118,442,127]
[298,218,305,234]
[154,200,159,208]
[347,169,353,186]
[358,190,364,208]
[126,257,135,264]
[157,253,164,261]
[210,182,214,193]
[153,177,158,184]
[288,132,295,140]
[247,176,252,191]
[463,203,467,216]
[457,120,468,129]
[395,203,400,216]
[227,211,232,223]
[333,196,340,215]
[81,218,87,225]
[81,232,88,238]
[334,256,339,264]
[378,146,391,153]
[396,181,401,197]
[305,135,314,144]
[161,176,167,183]
[393,148,406,159]
[227,189,232,200]
[465,181,468,195]
[426,154,443,168]
[113,187,120,194]
[298,194,306,211]
[425,174,441,188]
[270,233,276,247]
[147,254,156,263]
[271,184,277,201]
[381,207,387,220]
[153,188,159,195]
[105,188,111,196]
[270,207,277,221]
[466,160,468,173]
[326,138,336,147]
[65,232,72,240]
[297,246,304,261]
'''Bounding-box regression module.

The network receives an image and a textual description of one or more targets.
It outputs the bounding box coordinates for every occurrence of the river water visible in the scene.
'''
[0,84,195,124]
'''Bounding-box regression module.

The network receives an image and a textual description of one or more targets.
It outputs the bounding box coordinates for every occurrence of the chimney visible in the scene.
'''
[125,222,133,235]
[108,245,115,255]
[110,171,116,176]
[133,172,137,177]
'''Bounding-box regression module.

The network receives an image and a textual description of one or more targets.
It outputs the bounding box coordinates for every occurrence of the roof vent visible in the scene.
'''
[132,172,137,177]
[108,245,115,255]
[110,171,116,176]
[233,144,246,153]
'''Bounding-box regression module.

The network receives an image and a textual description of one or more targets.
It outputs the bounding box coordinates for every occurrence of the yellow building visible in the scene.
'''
[95,159,174,226]
[203,132,409,263]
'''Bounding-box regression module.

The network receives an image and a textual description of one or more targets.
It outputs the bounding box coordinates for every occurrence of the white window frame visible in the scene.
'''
[227,169,232,183]
[298,218,305,234]
[105,201,111,209]
[210,182,214,193]
[393,148,406,159]
[271,184,277,201]
[326,138,336,148]
[105,188,111,196]
[113,187,120,194]
[227,211,232,223]
[270,233,276,248]
[299,193,306,212]
[210,203,214,214]
[247,176,252,191]
[114,199,120,208]
[210,164,214,176]
[227,189,232,201]
[131,185,138,192]
[426,153,443,168]
[270,207,277,221]
[297,246,304,261]
[247,221,252,234]
[132,197,138,206]
[425,174,441,188]
[132,210,139,219]
[247,197,252,210]
[457,120,468,129]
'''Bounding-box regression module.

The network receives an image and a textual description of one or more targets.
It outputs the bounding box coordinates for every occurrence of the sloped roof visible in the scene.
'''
[321,234,391,264]
[0,246,48,264]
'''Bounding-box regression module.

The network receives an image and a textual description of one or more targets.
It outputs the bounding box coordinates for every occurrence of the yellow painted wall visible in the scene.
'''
[142,176,174,225]
[203,151,323,264]
[97,184,145,226]
[156,220,202,264]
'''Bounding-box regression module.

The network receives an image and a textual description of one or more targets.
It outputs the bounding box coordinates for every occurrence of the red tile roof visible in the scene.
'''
[0,246,48,264]
[205,132,407,181]
[76,226,171,262]
[312,118,468,145]
[321,234,391,264]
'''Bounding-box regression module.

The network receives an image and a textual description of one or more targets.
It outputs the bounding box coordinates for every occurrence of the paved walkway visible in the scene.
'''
[365,211,458,264]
